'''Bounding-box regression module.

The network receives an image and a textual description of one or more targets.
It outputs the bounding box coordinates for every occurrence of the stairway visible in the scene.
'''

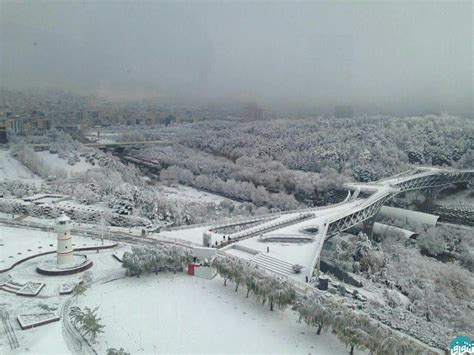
[251,253,295,276]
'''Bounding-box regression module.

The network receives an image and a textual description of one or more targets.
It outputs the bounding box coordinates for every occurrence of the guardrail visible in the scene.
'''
[209,215,279,232]
[229,213,314,239]
[308,222,330,278]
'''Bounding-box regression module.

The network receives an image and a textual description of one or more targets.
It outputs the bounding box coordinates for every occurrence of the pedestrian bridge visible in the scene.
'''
[211,167,473,281]
[329,167,473,237]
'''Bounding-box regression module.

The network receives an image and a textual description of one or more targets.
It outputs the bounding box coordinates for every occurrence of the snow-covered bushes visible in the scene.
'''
[416,227,446,257]
[0,197,29,215]
[122,245,192,277]
[324,229,473,342]
[460,250,474,272]
[82,188,102,206]
[383,289,402,308]
[52,174,255,227]
[107,347,130,355]
[381,237,474,335]
[0,180,38,198]
[325,233,386,275]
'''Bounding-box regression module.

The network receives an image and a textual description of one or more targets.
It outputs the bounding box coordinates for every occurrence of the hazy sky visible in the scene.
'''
[1,1,472,114]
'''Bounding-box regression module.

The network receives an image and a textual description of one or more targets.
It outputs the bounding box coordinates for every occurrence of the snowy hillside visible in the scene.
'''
[34,151,94,175]
[0,150,42,185]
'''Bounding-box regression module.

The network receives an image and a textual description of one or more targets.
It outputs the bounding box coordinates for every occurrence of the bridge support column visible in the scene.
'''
[421,187,441,213]
[362,216,376,238]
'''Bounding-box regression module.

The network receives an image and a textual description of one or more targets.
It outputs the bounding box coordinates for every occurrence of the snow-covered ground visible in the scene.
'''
[0,238,362,355]
[158,184,239,205]
[18,319,70,354]
[0,224,113,271]
[0,245,127,354]
[0,150,42,185]
[157,225,211,246]
[76,272,364,354]
[34,151,94,176]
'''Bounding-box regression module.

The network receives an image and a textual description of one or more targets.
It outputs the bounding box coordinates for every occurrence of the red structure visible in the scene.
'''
[187,263,199,276]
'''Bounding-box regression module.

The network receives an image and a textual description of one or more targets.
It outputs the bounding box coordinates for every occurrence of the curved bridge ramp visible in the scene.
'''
[328,167,473,238]
[311,168,473,272]
[390,168,473,192]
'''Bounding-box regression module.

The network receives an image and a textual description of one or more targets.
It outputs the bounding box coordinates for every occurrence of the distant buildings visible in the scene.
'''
[7,115,51,135]
[0,122,7,144]
[6,116,22,134]
[0,89,234,135]
[35,117,51,130]
[0,111,51,137]
[75,111,83,122]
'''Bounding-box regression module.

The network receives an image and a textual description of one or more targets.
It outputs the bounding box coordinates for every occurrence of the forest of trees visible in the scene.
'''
[132,114,472,210]
[5,114,471,229]
[321,231,473,347]
[175,115,473,178]
[133,145,346,208]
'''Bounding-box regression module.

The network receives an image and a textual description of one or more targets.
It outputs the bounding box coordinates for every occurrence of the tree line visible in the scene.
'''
[211,255,432,355]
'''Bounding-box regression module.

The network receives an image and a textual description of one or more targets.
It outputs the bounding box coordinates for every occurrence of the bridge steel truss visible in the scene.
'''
[326,192,393,237]
[325,170,473,238]
[392,171,473,193]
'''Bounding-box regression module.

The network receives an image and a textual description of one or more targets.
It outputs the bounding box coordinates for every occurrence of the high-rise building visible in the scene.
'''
[7,116,25,134]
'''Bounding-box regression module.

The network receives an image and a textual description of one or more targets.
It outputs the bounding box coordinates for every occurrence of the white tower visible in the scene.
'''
[55,214,74,266]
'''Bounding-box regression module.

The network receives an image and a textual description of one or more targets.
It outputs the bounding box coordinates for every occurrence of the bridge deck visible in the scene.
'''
[217,167,473,281]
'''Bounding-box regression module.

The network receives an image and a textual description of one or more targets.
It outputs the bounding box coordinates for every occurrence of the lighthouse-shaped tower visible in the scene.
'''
[37,213,93,275]
[55,214,74,266]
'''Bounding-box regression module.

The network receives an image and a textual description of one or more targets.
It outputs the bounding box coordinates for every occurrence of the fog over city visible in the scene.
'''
[2,1,472,114]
